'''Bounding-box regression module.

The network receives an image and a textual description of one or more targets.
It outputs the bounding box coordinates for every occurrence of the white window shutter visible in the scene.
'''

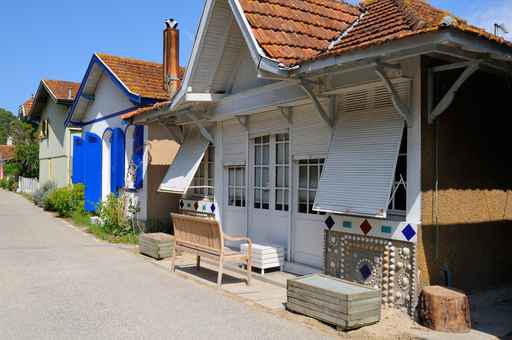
[158,129,209,194]
[313,81,409,218]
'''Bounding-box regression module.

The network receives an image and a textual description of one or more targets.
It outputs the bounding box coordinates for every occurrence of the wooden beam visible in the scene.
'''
[278,106,293,125]
[374,64,411,124]
[235,115,249,130]
[299,80,332,129]
[429,60,480,123]
[185,93,226,102]
[186,112,215,145]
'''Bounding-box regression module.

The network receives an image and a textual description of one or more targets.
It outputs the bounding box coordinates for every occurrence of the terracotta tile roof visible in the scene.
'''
[240,0,512,66]
[21,98,33,116]
[97,53,171,101]
[323,0,512,59]
[121,101,172,120]
[0,145,15,161]
[43,80,80,101]
[239,0,361,66]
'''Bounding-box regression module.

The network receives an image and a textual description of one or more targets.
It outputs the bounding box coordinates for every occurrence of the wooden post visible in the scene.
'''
[419,286,471,333]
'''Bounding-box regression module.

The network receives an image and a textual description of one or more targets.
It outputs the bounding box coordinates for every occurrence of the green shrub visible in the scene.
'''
[47,184,85,217]
[33,181,57,208]
[0,176,17,191]
[97,193,133,236]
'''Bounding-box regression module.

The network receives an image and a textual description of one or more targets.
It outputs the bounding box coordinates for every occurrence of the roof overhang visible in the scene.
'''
[293,29,512,78]
[65,54,160,127]
[29,80,74,121]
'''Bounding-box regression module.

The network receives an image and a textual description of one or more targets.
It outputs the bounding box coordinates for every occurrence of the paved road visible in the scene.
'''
[0,190,334,340]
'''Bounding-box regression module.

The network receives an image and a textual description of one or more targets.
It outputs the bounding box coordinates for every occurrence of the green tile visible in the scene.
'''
[381,225,392,234]
[342,221,352,229]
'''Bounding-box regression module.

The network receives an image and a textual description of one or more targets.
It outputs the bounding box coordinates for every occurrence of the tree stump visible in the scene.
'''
[419,286,471,333]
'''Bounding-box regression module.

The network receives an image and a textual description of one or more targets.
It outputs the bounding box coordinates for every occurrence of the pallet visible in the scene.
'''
[287,274,381,330]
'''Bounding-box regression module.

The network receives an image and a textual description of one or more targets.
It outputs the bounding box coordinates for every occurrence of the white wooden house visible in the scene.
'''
[127,0,512,299]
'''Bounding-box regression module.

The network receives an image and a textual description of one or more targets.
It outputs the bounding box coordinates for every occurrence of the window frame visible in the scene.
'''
[253,135,270,210]
[274,133,289,211]
[388,128,407,217]
[190,144,215,200]
[227,166,246,208]
[297,158,326,215]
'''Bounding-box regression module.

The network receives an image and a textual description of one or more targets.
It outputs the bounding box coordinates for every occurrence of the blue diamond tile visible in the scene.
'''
[210,204,216,213]
[359,264,372,280]
[179,200,184,209]
[402,224,416,241]
[325,216,335,230]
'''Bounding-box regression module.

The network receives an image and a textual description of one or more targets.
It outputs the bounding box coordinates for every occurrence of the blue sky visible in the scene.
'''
[0,0,510,114]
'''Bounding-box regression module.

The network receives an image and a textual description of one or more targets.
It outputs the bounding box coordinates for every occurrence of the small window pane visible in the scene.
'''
[276,167,285,187]
[262,145,270,165]
[255,145,262,165]
[310,165,319,189]
[277,144,285,164]
[299,166,307,188]
[229,168,234,185]
[262,168,269,187]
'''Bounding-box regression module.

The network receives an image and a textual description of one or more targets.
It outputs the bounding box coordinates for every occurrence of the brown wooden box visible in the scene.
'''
[286,274,381,330]
[139,233,174,260]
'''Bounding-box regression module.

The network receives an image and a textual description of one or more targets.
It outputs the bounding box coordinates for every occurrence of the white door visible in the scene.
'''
[291,158,326,269]
[247,134,289,248]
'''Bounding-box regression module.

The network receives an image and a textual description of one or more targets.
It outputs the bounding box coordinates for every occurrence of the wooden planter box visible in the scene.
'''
[241,243,285,275]
[287,274,381,330]
[139,233,174,260]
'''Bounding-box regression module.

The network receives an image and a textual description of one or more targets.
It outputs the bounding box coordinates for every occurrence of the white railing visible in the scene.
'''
[17,177,39,194]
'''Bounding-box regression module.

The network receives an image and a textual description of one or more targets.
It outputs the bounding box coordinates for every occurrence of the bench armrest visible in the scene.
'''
[223,234,252,243]
[223,234,253,258]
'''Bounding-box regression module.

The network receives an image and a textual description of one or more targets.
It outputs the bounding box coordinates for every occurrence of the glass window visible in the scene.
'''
[228,166,245,207]
[275,133,289,211]
[254,136,270,209]
[191,144,215,199]
[388,128,407,215]
[298,159,325,215]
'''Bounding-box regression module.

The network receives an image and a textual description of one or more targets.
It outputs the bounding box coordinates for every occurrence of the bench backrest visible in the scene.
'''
[171,213,223,254]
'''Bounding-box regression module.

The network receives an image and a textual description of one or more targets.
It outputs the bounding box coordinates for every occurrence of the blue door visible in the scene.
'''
[132,125,144,189]
[110,128,125,194]
[72,136,85,184]
[84,132,102,212]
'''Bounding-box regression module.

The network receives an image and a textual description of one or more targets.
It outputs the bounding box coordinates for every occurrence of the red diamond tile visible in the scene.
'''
[360,219,372,235]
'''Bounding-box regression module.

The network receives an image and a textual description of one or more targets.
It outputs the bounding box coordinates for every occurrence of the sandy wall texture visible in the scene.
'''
[417,58,512,292]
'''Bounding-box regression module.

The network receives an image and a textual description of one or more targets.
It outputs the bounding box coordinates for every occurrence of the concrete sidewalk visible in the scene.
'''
[0,189,336,340]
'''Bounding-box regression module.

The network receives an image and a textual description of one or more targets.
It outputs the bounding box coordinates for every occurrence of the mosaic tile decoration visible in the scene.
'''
[325,230,418,315]
[179,199,215,216]
[322,214,418,243]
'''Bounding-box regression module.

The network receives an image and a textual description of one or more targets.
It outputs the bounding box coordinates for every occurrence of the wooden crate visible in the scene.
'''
[139,233,174,260]
[241,243,285,275]
[287,274,381,330]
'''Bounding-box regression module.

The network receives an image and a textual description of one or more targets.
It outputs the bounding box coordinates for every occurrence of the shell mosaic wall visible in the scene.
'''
[323,216,419,315]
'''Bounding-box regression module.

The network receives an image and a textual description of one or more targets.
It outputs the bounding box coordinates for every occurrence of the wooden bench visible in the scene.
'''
[170,213,252,288]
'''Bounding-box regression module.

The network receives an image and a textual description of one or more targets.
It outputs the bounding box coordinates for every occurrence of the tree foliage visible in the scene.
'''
[8,118,39,178]
[0,108,15,144]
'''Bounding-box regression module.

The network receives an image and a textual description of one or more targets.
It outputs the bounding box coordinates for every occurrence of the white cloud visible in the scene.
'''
[467,1,512,40]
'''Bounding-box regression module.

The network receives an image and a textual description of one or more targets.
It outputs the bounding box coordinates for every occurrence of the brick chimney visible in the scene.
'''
[163,19,180,94]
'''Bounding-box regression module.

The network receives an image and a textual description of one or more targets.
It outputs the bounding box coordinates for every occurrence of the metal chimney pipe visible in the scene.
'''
[163,19,180,94]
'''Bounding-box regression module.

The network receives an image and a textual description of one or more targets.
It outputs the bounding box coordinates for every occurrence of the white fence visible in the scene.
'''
[17,177,39,194]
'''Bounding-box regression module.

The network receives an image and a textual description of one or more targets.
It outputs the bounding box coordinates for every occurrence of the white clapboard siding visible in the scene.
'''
[248,110,289,138]
[223,118,247,166]
[292,103,332,160]
[314,80,410,218]
[189,0,233,93]
[159,129,209,194]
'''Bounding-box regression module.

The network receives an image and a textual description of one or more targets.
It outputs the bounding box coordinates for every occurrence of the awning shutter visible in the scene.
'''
[313,82,409,218]
[159,129,209,194]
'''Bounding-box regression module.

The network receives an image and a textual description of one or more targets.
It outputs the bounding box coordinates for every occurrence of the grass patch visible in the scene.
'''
[70,210,138,245]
